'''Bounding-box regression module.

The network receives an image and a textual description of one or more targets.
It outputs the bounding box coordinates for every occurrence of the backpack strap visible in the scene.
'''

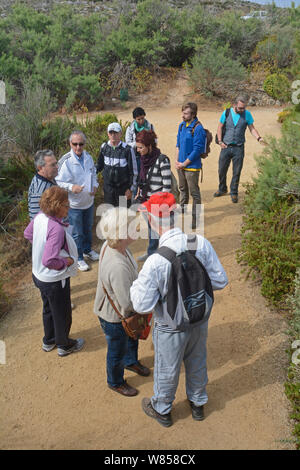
[156,246,177,263]
[191,121,201,136]
[187,234,198,254]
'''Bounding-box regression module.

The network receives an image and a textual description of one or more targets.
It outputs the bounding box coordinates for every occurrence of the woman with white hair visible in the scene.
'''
[94,206,150,397]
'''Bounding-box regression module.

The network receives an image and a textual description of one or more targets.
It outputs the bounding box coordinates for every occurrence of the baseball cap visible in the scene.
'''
[140,192,179,218]
[107,122,122,133]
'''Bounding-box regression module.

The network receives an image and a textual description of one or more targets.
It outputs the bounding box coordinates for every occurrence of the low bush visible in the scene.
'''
[263,72,291,102]
[285,268,300,449]
[237,114,300,307]
[186,41,246,98]
[237,198,299,305]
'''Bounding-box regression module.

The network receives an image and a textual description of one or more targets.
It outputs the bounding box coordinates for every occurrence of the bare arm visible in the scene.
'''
[217,122,227,149]
[248,124,264,143]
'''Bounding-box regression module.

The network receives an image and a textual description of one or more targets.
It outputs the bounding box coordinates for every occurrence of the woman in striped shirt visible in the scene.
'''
[135,130,172,261]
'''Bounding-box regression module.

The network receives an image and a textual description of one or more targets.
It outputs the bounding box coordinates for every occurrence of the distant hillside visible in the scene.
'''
[0,0,267,18]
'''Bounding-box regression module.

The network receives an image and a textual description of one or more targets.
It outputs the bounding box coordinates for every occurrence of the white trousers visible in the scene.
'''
[151,321,209,415]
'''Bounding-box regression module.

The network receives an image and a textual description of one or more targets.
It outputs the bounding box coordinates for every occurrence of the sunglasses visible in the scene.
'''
[71,142,84,147]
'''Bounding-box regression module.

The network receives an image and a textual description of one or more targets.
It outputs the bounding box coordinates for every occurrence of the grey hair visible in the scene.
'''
[34,149,55,169]
[69,130,86,144]
[234,94,249,105]
[99,207,137,248]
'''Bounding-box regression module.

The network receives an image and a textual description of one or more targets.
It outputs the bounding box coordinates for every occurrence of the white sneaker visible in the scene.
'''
[78,259,90,271]
[42,342,56,352]
[57,338,85,357]
[83,250,99,261]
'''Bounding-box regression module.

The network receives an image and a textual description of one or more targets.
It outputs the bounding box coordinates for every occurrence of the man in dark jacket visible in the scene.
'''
[97,123,138,207]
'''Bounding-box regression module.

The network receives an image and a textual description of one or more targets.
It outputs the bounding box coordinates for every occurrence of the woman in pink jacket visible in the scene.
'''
[24,186,84,357]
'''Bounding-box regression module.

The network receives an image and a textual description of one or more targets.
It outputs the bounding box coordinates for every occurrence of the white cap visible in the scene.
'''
[107,122,122,133]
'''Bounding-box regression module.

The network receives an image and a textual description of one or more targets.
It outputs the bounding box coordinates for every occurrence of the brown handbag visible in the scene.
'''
[102,284,148,340]
[100,244,150,340]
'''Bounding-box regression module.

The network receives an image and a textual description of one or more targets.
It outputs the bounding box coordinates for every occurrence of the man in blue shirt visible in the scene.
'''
[214,95,264,203]
[175,102,206,228]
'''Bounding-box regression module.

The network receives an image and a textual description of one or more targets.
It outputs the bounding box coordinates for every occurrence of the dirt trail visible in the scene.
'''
[0,88,295,449]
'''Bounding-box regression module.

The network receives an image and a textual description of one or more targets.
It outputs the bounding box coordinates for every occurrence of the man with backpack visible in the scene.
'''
[97,122,138,207]
[130,192,228,427]
[175,102,208,229]
[214,95,264,203]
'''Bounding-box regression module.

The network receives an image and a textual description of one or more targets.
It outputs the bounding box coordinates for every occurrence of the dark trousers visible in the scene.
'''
[104,182,131,208]
[33,274,73,349]
[218,145,245,195]
[177,169,201,219]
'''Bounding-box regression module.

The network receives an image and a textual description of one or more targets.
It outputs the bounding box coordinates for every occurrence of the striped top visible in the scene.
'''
[28,173,56,220]
[142,154,172,198]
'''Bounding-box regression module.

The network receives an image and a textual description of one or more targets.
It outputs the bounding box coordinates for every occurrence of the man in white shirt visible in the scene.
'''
[130,192,228,427]
[56,131,99,272]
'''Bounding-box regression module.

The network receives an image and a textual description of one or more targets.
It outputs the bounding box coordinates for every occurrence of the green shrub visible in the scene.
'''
[237,115,300,307]
[186,41,246,97]
[263,73,291,102]
[237,199,299,305]
[285,268,300,449]
[254,28,296,69]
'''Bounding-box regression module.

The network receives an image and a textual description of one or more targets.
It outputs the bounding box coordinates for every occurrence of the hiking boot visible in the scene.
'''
[57,338,85,357]
[125,361,151,377]
[189,401,205,421]
[141,398,173,427]
[83,250,99,261]
[78,259,89,271]
[231,194,238,203]
[137,253,148,262]
[42,342,56,352]
[108,381,138,397]
[213,190,228,197]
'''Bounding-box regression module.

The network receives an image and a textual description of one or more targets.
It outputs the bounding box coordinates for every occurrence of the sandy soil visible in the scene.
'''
[0,77,295,450]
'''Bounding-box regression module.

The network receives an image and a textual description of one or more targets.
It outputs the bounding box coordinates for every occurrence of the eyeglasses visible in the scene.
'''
[71,142,84,147]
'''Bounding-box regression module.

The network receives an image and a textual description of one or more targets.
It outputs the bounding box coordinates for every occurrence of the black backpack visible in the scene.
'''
[157,235,214,328]
[215,108,230,144]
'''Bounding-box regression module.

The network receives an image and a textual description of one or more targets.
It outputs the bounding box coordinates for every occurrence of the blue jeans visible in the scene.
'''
[218,145,245,195]
[99,318,139,387]
[151,321,209,415]
[68,204,94,261]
